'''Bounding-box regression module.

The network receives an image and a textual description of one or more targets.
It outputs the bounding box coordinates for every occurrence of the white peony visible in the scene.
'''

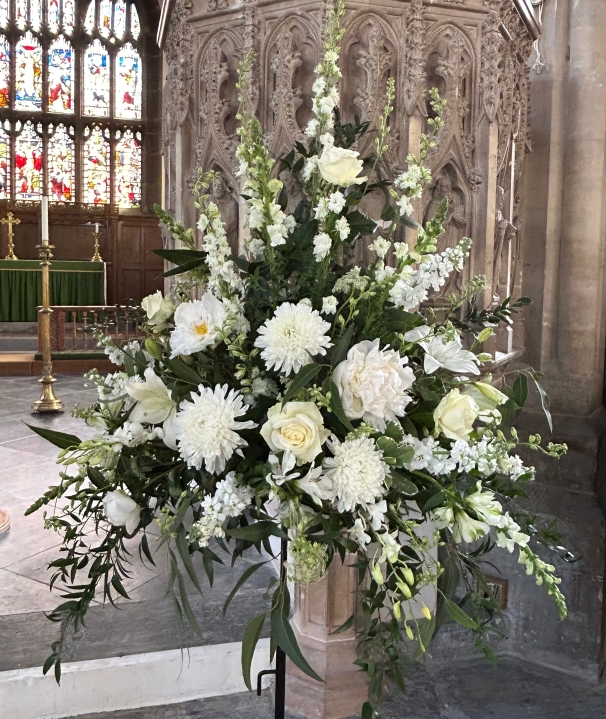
[434,389,479,441]
[313,232,332,261]
[420,335,480,375]
[317,146,367,187]
[102,490,141,534]
[255,302,332,375]
[174,384,257,474]
[141,291,175,330]
[169,292,228,358]
[333,339,416,431]
[261,402,330,465]
[323,436,388,512]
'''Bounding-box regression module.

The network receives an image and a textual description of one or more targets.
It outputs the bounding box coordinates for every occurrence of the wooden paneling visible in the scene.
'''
[114,219,164,304]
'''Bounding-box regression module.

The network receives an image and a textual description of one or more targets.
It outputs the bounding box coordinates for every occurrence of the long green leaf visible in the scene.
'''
[329,613,354,635]
[241,613,266,691]
[524,370,553,432]
[223,561,268,616]
[329,381,354,431]
[166,358,203,385]
[226,521,286,543]
[282,363,322,406]
[176,563,202,637]
[26,424,81,450]
[163,257,207,277]
[154,248,207,264]
[176,525,203,593]
[271,586,323,683]
[443,596,478,630]
[330,325,354,368]
[389,470,418,496]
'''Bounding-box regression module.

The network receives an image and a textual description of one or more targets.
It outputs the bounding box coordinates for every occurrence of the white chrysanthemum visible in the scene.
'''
[323,436,388,512]
[174,384,257,474]
[255,302,332,375]
[169,292,228,358]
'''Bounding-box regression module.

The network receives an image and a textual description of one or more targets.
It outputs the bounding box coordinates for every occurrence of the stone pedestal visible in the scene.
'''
[285,555,367,719]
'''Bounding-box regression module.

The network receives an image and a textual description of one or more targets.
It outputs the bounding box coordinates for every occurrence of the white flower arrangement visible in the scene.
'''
[31,2,569,712]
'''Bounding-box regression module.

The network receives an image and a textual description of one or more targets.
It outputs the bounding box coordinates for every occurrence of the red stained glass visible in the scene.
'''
[48,124,75,202]
[0,126,9,199]
[83,126,110,204]
[48,36,73,113]
[15,122,43,199]
[115,129,141,207]
[15,32,43,111]
[0,36,9,109]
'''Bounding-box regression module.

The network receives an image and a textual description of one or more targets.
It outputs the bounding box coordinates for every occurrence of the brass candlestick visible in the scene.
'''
[91,224,103,262]
[1,211,20,260]
[33,238,63,414]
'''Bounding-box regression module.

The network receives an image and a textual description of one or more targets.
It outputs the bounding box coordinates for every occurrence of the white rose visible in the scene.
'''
[261,402,330,465]
[102,490,141,534]
[141,291,175,329]
[433,389,479,440]
[317,146,367,187]
[333,339,415,431]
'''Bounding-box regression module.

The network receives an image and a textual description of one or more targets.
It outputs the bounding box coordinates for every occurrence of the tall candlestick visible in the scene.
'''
[41,195,49,243]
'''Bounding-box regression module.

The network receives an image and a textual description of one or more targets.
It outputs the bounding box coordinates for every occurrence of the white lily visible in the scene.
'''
[126,368,175,425]
[420,335,480,375]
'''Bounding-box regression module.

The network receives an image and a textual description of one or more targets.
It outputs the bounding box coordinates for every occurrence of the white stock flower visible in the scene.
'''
[255,302,332,375]
[141,291,175,329]
[102,490,141,534]
[394,242,409,262]
[420,335,480,375]
[312,77,327,95]
[306,118,320,137]
[126,368,175,425]
[333,339,415,431]
[314,198,329,220]
[248,200,265,229]
[396,195,414,217]
[188,473,252,547]
[335,216,350,240]
[261,402,330,465]
[318,95,336,115]
[369,236,391,259]
[302,157,318,181]
[434,389,479,441]
[327,191,346,213]
[169,292,228,358]
[321,295,338,315]
[174,384,256,474]
[317,146,367,187]
[323,436,388,512]
[313,232,332,261]
[267,223,287,247]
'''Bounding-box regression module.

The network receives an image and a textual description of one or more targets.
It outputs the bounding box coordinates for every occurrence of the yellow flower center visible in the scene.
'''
[194,322,208,336]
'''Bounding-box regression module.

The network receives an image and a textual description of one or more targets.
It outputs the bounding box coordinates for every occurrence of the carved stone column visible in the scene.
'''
[285,555,366,719]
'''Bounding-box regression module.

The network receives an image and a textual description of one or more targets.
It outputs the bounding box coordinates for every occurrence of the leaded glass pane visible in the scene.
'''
[84,0,95,34]
[48,36,72,113]
[99,0,112,38]
[0,0,8,29]
[130,3,140,40]
[115,129,141,207]
[15,122,43,199]
[16,1,27,30]
[15,33,43,111]
[115,43,140,119]
[63,0,75,35]
[0,36,9,109]
[0,126,9,199]
[84,39,110,116]
[114,0,126,40]
[48,124,74,201]
[47,0,60,34]
[83,126,110,203]
[30,0,43,32]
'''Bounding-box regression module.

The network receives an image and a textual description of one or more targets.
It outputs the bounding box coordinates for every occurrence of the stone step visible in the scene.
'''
[0,335,39,351]
[0,322,37,335]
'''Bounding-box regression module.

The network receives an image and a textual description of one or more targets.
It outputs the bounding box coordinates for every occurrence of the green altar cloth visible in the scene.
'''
[0,260,106,322]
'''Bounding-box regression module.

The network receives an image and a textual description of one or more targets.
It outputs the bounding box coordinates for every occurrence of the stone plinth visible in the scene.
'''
[286,555,367,719]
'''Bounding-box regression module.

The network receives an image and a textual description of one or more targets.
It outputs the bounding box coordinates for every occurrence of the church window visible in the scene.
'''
[0,0,144,207]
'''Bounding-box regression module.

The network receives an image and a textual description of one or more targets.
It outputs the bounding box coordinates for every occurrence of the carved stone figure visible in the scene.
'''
[492,185,517,302]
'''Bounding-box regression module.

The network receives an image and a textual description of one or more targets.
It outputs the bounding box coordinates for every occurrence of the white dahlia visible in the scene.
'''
[169,292,228,358]
[323,436,388,512]
[255,302,333,375]
[174,384,257,474]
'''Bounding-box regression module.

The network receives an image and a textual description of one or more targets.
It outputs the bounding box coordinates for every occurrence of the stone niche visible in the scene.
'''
[161,0,538,362]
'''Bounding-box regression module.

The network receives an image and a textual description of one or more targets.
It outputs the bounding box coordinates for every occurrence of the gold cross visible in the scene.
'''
[1,212,21,260]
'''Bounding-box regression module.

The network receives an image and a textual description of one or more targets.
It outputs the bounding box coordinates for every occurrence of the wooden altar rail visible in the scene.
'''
[37,305,144,353]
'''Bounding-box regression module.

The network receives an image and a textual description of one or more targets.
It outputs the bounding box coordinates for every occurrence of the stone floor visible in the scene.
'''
[66,656,606,719]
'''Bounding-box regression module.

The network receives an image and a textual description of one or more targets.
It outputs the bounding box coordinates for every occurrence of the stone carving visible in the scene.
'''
[207,0,228,12]
[402,0,427,116]
[492,185,517,302]
[480,10,503,122]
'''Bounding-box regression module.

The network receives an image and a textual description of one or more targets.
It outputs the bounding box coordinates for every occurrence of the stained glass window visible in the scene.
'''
[48,124,75,202]
[83,126,110,204]
[15,33,43,111]
[0,125,9,199]
[115,130,140,207]
[0,0,145,207]
[0,36,9,109]
[48,36,72,113]
[15,122,43,199]
[84,39,110,116]
[115,44,140,119]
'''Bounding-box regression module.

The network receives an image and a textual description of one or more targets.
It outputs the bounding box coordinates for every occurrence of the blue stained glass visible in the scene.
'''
[15,33,43,111]
[84,39,110,116]
[48,36,73,113]
[115,43,141,119]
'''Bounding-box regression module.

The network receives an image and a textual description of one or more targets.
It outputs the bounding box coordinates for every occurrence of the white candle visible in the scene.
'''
[95,222,100,234]
[41,195,49,243]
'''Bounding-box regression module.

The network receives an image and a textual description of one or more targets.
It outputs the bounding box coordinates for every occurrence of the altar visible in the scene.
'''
[0,260,106,322]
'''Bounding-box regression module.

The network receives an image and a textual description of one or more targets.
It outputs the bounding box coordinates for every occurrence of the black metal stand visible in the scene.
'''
[257,537,288,719]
